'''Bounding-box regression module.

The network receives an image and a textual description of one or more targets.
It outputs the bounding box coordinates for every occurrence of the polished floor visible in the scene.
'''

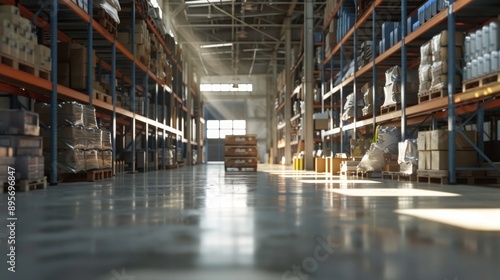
[2,163,500,280]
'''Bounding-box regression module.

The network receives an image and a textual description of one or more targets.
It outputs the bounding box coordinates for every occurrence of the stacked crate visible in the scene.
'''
[0,110,45,185]
[224,135,258,172]
[0,5,51,79]
[417,129,478,183]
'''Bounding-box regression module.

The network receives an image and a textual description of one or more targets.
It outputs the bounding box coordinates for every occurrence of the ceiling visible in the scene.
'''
[168,0,325,77]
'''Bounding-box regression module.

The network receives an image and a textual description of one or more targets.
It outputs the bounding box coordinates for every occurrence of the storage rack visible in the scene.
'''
[0,0,204,184]
[320,0,500,183]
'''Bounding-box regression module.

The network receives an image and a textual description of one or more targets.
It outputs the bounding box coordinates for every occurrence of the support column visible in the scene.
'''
[284,18,292,165]
[272,52,278,164]
[87,0,93,104]
[144,75,149,172]
[131,2,137,172]
[49,0,58,185]
[477,106,484,163]
[304,0,314,170]
[372,5,377,131]
[185,59,192,165]
[111,38,117,175]
[162,86,166,168]
[353,1,358,140]
[401,0,407,140]
[447,0,457,184]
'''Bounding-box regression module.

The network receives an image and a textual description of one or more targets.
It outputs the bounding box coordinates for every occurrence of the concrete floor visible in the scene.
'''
[2,163,500,280]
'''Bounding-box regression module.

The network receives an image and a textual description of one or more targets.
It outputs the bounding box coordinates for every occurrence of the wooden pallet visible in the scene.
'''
[380,103,401,115]
[2,177,47,193]
[357,171,381,179]
[96,9,118,35]
[60,169,113,182]
[418,88,450,103]
[463,71,500,91]
[416,170,448,184]
[382,171,399,180]
[455,176,500,185]
[397,173,417,182]
[225,166,257,172]
[1,53,50,80]
[92,90,112,104]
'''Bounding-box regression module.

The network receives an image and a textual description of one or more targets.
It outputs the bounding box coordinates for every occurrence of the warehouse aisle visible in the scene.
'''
[3,163,500,280]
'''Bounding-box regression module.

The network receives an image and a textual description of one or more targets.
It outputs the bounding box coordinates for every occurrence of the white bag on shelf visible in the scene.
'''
[382,82,400,107]
[385,65,401,85]
[100,1,120,24]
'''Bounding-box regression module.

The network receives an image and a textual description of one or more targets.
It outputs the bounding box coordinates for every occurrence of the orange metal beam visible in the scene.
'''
[146,18,182,74]
[323,0,344,31]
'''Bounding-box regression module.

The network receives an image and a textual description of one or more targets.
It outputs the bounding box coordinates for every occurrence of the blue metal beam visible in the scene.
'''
[111,38,117,175]
[372,4,377,131]
[401,0,407,140]
[49,0,58,185]
[87,0,93,105]
[447,0,457,184]
[131,2,136,172]
[352,0,358,140]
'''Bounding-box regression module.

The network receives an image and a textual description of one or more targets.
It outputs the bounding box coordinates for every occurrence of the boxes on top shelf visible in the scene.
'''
[0,135,43,156]
[0,110,40,136]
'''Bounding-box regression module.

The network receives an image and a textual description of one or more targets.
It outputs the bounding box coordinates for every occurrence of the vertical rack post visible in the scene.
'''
[352,0,358,140]
[401,0,407,140]
[111,37,117,175]
[339,3,345,153]
[477,107,484,162]
[304,0,314,170]
[87,0,93,104]
[447,0,456,184]
[372,4,377,131]
[49,0,58,185]
[162,86,166,168]
[284,18,292,165]
[131,0,137,172]
[185,59,192,165]
[144,74,149,171]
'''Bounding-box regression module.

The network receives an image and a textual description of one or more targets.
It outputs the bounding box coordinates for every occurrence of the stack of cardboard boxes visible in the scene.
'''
[0,5,51,72]
[417,129,477,172]
[0,110,44,181]
[57,43,97,90]
[117,20,151,63]
[429,31,464,91]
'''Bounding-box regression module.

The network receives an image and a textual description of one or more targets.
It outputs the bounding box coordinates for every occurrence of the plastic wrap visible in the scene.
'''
[431,33,442,55]
[84,150,100,171]
[99,1,120,24]
[85,129,102,150]
[385,65,401,85]
[357,143,385,172]
[45,149,85,174]
[102,150,112,169]
[420,41,432,64]
[375,126,401,154]
[398,139,418,164]
[419,64,432,83]
[382,82,401,107]
[105,0,121,11]
[41,126,86,150]
[101,130,112,150]
[362,104,373,116]
[83,105,98,129]
[36,102,85,127]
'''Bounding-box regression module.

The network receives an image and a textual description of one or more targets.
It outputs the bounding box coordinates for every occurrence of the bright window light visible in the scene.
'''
[220,129,232,139]
[206,120,219,129]
[233,129,246,135]
[220,84,231,91]
[220,120,232,129]
[329,188,460,197]
[199,43,233,48]
[302,180,382,184]
[233,120,246,129]
[200,83,253,93]
[206,130,219,139]
[396,209,500,231]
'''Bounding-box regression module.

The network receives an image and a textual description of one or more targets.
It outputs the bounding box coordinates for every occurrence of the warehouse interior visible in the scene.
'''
[1,0,500,279]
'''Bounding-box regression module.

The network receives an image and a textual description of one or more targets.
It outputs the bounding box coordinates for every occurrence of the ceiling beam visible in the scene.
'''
[186,12,286,18]
[176,23,304,28]
[179,41,302,44]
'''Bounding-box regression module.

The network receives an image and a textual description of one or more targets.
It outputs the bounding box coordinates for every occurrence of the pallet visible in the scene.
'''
[2,177,47,193]
[418,88,450,103]
[416,169,448,184]
[397,173,417,182]
[92,90,112,104]
[138,55,150,66]
[380,103,401,115]
[96,9,118,35]
[1,53,50,80]
[455,176,500,185]
[357,171,381,179]
[60,169,113,182]
[463,71,500,92]
[382,171,399,180]
[224,166,257,172]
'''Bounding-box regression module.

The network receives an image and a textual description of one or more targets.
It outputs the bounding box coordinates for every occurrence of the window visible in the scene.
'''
[206,120,247,139]
[200,83,253,92]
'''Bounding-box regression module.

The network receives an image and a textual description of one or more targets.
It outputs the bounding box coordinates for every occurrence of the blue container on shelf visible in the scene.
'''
[429,0,438,18]
[424,2,432,22]
[413,21,420,32]
[407,16,418,34]
[314,32,323,42]
[418,5,425,24]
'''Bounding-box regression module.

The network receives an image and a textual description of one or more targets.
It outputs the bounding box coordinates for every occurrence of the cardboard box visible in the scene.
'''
[431,150,478,170]
[417,131,426,151]
[315,158,326,173]
[70,47,97,67]
[0,110,39,136]
[314,119,329,130]
[430,129,477,150]
[331,158,343,175]
[418,151,427,170]
[0,135,43,156]
[385,161,400,172]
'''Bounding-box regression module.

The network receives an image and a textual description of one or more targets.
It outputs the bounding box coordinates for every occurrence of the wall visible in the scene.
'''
[201,74,270,162]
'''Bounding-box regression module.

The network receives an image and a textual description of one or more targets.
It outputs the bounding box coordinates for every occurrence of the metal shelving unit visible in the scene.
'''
[321,0,500,183]
[0,0,203,184]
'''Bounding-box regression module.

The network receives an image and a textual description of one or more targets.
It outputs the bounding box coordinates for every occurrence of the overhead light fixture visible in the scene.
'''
[185,0,233,5]
[200,43,233,49]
